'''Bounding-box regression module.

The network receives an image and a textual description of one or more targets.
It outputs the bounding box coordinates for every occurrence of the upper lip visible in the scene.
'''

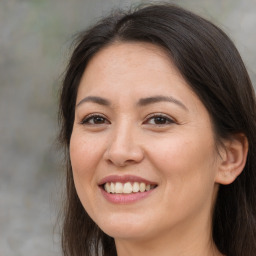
[98,175,157,186]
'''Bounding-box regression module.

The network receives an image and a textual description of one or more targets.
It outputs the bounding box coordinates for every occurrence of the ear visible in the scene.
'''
[215,133,248,185]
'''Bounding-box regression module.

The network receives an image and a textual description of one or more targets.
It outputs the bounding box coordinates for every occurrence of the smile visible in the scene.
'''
[104,182,157,194]
[99,175,158,203]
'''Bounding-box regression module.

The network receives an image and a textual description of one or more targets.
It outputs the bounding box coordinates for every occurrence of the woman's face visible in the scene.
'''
[70,42,222,242]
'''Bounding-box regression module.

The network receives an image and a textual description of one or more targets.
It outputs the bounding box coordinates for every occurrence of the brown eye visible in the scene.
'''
[81,115,110,125]
[145,114,175,125]
[152,116,169,124]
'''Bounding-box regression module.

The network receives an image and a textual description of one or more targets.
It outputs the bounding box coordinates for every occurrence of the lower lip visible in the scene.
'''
[100,187,155,204]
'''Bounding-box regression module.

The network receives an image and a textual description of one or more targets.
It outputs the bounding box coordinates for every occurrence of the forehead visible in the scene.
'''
[87,41,177,74]
[77,42,188,96]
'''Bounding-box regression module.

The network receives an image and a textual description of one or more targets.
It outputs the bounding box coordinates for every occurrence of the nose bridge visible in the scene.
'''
[105,117,143,166]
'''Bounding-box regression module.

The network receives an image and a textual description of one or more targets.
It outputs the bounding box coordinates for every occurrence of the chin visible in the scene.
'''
[96,213,151,239]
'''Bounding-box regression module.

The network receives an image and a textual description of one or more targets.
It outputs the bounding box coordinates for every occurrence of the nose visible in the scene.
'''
[103,122,144,167]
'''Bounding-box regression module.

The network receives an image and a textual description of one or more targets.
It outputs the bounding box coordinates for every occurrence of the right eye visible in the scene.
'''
[80,114,110,125]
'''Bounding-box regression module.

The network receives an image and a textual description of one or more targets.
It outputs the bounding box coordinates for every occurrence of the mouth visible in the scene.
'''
[102,181,157,194]
[98,175,158,195]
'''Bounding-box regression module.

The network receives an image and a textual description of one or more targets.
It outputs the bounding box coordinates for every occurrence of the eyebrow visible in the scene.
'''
[137,95,188,111]
[76,95,188,111]
[76,96,110,108]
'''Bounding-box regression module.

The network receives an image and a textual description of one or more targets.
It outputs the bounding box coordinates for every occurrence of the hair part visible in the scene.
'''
[59,3,256,256]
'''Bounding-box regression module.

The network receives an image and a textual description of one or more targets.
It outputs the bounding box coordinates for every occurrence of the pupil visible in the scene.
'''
[95,117,104,123]
[155,117,166,124]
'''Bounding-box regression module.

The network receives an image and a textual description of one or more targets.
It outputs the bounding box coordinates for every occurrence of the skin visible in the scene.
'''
[70,42,226,256]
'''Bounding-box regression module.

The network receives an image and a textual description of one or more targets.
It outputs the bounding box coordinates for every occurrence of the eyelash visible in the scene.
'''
[80,113,175,126]
[80,114,110,125]
[143,113,175,125]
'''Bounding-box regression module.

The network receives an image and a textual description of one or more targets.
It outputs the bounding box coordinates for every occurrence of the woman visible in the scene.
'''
[59,4,256,256]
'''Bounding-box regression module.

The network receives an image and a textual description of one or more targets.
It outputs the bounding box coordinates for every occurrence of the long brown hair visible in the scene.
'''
[59,4,256,256]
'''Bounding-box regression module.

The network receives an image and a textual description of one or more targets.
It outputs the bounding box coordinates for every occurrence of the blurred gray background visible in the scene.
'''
[0,0,255,255]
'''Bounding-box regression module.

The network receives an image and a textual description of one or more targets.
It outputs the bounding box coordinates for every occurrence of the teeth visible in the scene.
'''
[104,182,155,194]
[110,182,115,193]
[105,182,111,193]
[123,182,133,193]
[133,182,140,192]
[139,182,146,192]
[115,182,123,193]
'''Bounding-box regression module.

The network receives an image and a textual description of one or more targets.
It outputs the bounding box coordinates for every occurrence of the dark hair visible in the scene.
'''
[59,3,256,256]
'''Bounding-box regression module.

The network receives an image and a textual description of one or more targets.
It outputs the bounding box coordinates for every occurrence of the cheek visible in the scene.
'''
[69,132,100,214]
[148,135,217,220]
[69,132,100,210]
[147,133,217,192]
[150,134,212,165]
[69,131,109,210]
[70,132,102,178]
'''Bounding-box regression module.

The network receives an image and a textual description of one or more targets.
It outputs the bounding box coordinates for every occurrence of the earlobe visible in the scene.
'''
[215,133,248,185]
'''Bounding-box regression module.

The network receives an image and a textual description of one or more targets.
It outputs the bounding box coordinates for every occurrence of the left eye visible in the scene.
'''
[144,115,174,125]
[81,115,110,125]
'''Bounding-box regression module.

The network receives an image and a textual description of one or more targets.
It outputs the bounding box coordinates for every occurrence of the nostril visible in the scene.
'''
[105,158,136,167]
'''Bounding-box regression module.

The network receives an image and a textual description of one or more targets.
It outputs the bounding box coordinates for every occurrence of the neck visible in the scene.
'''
[115,214,223,256]
[115,233,223,256]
